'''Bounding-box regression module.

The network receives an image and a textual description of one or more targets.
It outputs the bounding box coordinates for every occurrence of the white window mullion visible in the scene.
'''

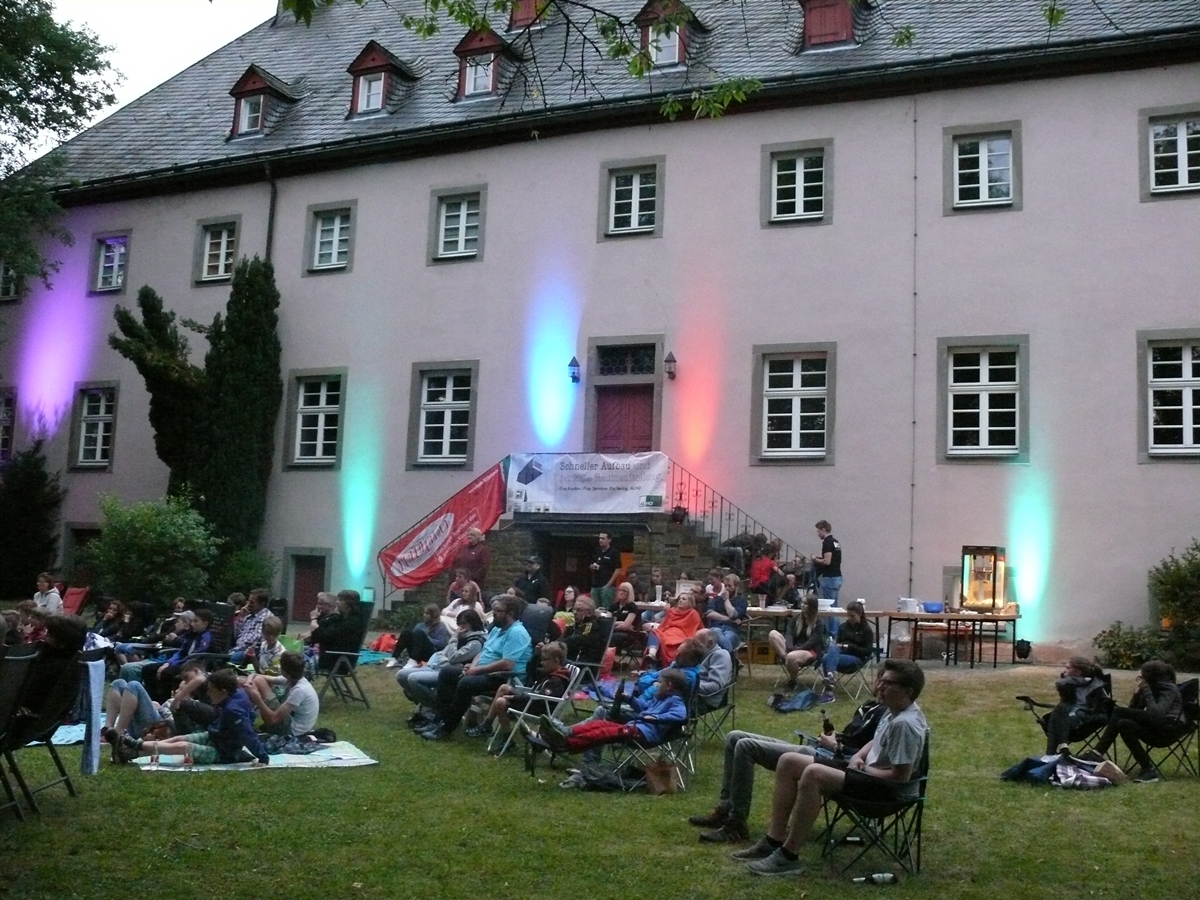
[1149,343,1200,452]
[420,372,471,461]
[295,378,341,462]
[762,356,827,457]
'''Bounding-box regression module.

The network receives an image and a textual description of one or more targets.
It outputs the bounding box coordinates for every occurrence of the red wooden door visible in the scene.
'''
[594,385,654,452]
[290,555,326,622]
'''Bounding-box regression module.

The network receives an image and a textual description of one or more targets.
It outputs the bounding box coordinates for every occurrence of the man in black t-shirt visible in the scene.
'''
[812,519,842,605]
[514,556,551,603]
[590,531,620,609]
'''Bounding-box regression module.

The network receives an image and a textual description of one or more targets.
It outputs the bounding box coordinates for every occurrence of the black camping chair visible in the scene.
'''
[519,602,555,648]
[819,733,930,876]
[313,599,375,708]
[1118,678,1199,778]
[1016,673,1112,755]
[0,646,40,821]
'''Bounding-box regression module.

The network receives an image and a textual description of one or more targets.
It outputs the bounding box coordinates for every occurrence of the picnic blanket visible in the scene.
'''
[134,740,377,772]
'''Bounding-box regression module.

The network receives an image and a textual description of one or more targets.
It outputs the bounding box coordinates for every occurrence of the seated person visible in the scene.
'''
[103,660,213,760]
[1022,655,1109,755]
[401,609,488,724]
[628,639,707,705]
[556,595,609,664]
[144,609,214,701]
[766,595,829,690]
[116,668,269,766]
[1088,659,1184,783]
[386,602,451,669]
[537,667,689,755]
[610,582,643,651]
[300,591,337,644]
[307,590,365,671]
[704,574,749,654]
[442,579,486,634]
[112,599,184,666]
[467,640,572,744]
[253,616,285,676]
[417,595,532,741]
[228,588,271,664]
[16,615,88,724]
[694,629,735,709]
[819,599,874,683]
[242,651,319,738]
[734,659,927,876]
[689,682,887,843]
[93,599,127,641]
[16,602,48,644]
[646,586,703,668]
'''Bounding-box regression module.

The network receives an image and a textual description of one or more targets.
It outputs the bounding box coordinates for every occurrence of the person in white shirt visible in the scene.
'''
[33,573,63,616]
[243,651,320,737]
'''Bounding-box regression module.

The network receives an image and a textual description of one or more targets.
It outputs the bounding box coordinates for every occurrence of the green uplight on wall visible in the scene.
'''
[1006,467,1054,639]
[340,382,383,582]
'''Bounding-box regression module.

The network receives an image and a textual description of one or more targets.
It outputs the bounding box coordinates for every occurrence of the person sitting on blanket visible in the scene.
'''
[688,675,887,843]
[116,668,269,767]
[733,659,927,876]
[466,640,572,747]
[386,602,451,670]
[400,609,489,726]
[242,651,320,738]
[536,667,689,755]
[103,660,215,761]
[417,594,532,742]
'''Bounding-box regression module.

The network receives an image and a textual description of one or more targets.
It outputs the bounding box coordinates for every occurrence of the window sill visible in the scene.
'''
[752,453,831,467]
[605,228,658,239]
[89,286,126,296]
[194,276,233,287]
[410,459,469,469]
[1147,186,1200,199]
[306,265,349,275]
[949,200,1015,214]
[70,462,113,472]
[431,252,479,264]
[767,214,826,227]
[286,459,340,471]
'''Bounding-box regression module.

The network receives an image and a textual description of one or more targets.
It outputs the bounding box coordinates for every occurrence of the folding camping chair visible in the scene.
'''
[1118,678,1199,778]
[819,732,930,876]
[60,586,90,618]
[695,675,737,745]
[313,598,375,708]
[1016,673,1113,756]
[489,663,585,758]
[0,647,39,821]
[567,613,616,717]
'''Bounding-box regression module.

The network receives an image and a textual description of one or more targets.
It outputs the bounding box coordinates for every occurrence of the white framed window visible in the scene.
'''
[77,387,116,466]
[94,236,127,291]
[464,55,494,96]
[357,72,385,113]
[202,224,237,280]
[610,168,657,233]
[954,134,1012,206]
[772,152,825,221]
[238,95,264,134]
[312,210,351,269]
[419,372,472,461]
[948,349,1019,455]
[0,389,14,463]
[648,26,680,66]
[1147,343,1200,454]
[295,377,342,463]
[762,355,828,457]
[0,262,18,300]
[1150,116,1200,193]
[438,194,481,258]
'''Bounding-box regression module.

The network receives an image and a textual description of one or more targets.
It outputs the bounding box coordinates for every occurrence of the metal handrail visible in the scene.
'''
[666,459,801,569]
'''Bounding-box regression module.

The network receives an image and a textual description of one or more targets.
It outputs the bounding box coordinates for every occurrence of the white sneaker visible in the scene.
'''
[384,659,401,669]
[399,659,420,671]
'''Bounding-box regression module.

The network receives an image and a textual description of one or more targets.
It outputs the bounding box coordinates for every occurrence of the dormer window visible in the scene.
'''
[453,28,516,100]
[357,72,385,112]
[238,95,264,134]
[800,0,855,49]
[635,2,701,68]
[465,55,494,96]
[509,0,545,30]
[649,26,681,65]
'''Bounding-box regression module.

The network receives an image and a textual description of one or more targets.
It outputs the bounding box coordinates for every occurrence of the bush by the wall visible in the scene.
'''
[1093,621,1165,670]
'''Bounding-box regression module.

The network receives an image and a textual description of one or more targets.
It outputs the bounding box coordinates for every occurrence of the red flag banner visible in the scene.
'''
[377,462,508,590]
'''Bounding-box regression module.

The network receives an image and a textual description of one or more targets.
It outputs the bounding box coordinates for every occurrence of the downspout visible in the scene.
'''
[264,162,277,263]
[906,95,919,596]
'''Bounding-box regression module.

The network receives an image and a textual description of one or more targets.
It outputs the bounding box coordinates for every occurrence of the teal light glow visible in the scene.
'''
[525,273,581,447]
[340,381,384,582]
[1006,467,1054,638]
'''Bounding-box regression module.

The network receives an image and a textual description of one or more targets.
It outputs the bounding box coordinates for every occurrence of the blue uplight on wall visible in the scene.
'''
[340,381,383,582]
[526,274,581,447]
[1007,466,1054,638]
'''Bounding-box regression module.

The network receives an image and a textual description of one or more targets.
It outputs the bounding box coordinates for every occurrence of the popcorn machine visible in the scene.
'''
[961,546,1006,611]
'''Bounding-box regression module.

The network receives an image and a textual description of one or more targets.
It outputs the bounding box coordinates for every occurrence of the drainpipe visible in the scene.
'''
[906,95,919,597]
[264,162,277,263]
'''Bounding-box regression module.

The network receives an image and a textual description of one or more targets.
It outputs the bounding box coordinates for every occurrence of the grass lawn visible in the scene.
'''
[1,663,1198,900]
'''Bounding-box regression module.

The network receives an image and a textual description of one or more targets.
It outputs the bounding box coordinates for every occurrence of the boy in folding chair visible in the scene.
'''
[537,667,689,756]
[735,659,927,876]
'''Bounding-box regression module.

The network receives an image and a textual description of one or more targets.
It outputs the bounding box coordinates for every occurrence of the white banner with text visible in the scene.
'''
[506,452,668,514]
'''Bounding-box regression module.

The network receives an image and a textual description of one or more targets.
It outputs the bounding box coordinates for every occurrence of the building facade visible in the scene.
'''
[0,0,1197,648]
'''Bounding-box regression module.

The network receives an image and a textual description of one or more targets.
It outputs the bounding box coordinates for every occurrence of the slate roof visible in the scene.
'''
[51,0,1200,199]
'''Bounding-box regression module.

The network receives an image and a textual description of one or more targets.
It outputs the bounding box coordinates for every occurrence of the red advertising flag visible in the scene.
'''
[377,462,507,590]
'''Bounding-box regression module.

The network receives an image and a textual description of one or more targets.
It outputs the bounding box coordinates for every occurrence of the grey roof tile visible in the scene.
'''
[50,0,1200,190]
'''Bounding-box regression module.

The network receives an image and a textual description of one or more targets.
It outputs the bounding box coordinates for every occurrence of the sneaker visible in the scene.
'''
[399,658,420,672]
[820,691,835,704]
[688,806,729,828]
[700,821,749,843]
[1133,766,1161,783]
[538,716,571,753]
[731,836,781,860]
[539,714,572,741]
[114,740,141,765]
[384,658,400,669]
[785,677,798,692]
[745,848,805,877]
[419,723,450,741]
[464,721,494,739]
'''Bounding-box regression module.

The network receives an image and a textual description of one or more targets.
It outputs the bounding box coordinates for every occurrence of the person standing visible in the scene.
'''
[514,555,550,603]
[453,527,491,592]
[812,520,842,605]
[589,531,620,609]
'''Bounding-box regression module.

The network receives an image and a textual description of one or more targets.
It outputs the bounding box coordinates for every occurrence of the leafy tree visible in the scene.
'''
[108,286,205,496]
[192,257,283,550]
[211,548,280,602]
[0,440,67,603]
[1149,539,1200,671]
[0,0,115,288]
[81,493,219,609]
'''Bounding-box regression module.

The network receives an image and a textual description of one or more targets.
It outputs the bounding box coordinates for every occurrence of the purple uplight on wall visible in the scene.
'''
[16,277,103,438]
